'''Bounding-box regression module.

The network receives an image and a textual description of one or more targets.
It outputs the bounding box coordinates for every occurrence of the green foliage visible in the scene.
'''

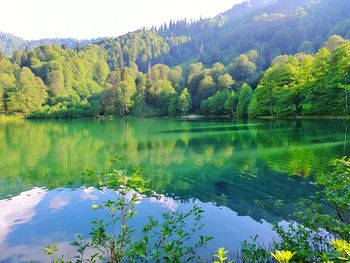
[273,223,328,262]
[229,55,257,83]
[218,73,235,90]
[7,67,48,114]
[2,0,350,67]
[296,157,350,240]
[2,0,350,118]
[240,236,271,263]
[236,83,253,118]
[201,90,229,116]
[273,156,350,262]
[129,205,212,262]
[42,243,65,263]
[319,239,350,262]
[43,243,58,256]
[43,155,212,262]
[250,38,350,117]
[178,89,192,116]
[198,75,216,101]
[213,248,232,263]
[297,41,315,54]
[224,91,239,117]
[327,239,350,262]
[171,88,191,116]
[27,98,99,119]
[270,250,295,263]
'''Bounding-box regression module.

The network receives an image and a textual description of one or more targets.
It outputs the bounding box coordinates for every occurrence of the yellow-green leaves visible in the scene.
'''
[330,239,350,259]
[42,243,58,256]
[271,250,295,263]
[213,247,233,263]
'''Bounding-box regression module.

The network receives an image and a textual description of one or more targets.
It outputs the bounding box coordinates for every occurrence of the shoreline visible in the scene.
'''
[0,115,25,120]
[1,114,350,121]
[256,115,350,120]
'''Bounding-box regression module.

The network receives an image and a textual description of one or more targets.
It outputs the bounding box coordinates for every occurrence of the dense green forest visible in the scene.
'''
[0,0,350,118]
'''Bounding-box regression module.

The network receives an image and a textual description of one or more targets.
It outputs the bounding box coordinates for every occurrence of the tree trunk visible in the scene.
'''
[346,88,348,114]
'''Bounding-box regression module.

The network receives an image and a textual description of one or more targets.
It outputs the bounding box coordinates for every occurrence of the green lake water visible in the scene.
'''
[0,118,349,262]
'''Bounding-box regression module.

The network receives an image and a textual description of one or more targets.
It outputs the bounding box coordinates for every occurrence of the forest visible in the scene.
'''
[1,0,350,262]
[0,0,350,119]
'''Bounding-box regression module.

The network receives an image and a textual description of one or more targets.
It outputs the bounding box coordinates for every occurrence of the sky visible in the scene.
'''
[0,0,244,40]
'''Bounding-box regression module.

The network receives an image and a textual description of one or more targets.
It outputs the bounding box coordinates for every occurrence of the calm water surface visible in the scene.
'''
[0,118,349,262]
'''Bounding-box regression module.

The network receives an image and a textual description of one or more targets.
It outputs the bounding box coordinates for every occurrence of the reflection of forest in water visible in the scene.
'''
[1,118,349,223]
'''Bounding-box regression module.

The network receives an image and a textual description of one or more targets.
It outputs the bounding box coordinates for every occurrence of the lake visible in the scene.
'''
[0,118,349,262]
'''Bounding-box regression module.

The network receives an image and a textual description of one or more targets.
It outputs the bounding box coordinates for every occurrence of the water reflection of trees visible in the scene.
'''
[1,118,349,223]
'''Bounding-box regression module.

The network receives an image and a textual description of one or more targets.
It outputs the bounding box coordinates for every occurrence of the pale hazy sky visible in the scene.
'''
[0,0,244,40]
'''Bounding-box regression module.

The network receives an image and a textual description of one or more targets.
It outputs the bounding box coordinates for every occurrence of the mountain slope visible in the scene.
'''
[1,0,350,71]
[92,0,350,72]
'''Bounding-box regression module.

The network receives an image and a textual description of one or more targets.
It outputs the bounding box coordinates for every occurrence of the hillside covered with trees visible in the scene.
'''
[0,0,350,118]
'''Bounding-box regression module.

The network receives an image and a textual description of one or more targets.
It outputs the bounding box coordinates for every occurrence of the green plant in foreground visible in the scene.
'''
[296,157,350,241]
[43,154,212,262]
[213,247,232,263]
[330,239,350,259]
[240,235,271,263]
[42,243,62,263]
[273,156,350,262]
[319,239,350,262]
[270,250,295,263]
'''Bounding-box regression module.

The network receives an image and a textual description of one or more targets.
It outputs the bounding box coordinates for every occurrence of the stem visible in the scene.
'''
[116,198,127,263]
[346,88,348,113]
[344,125,348,152]
[335,204,345,223]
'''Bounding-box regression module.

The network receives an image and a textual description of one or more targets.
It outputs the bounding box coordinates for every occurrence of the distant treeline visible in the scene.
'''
[0,35,350,118]
[0,0,350,118]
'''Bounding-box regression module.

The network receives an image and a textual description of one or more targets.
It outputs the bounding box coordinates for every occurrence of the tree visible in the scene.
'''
[93,59,110,86]
[149,64,170,82]
[229,55,257,82]
[154,80,176,115]
[188,62,203,76]
[218,73,234,90]
[210,62,225,80]
[323,35,347,52]
[250,56,299,116]
[0,82,3,111]
[168,66,184,89]
[178,88,191,116]
[201,90,229,116]
[236,83,253,118]
[303,48,332,115]
[224,91,239,117]
[47,69,65,96]
[328,42,350,114]
[312,36,324,51]
[271,29,293,54]
[7,67,48,114]
[198,75,216,100]
[115,80,136,116]
[0,58,17,111]
[298,41,315,54]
